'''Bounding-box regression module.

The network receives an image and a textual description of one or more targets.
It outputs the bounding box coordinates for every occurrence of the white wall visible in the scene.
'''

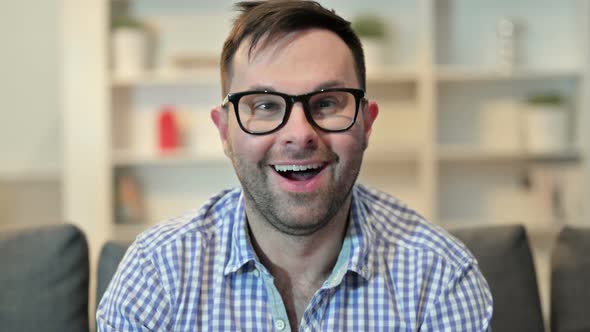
[0,2,62,224]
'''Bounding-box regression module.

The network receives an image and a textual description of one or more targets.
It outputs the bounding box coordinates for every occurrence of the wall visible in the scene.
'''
[0,2,62,225]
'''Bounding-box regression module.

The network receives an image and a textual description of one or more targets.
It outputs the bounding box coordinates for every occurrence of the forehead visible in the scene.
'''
[229,29,359,93]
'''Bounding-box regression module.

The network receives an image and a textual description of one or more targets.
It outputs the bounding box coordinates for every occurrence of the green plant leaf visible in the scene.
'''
[352,15,386,38]
[526,92,565,106]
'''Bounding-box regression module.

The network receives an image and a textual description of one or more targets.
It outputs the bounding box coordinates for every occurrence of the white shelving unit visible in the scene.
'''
[111,69,220,87]
[436,66,582,82]
[62,0,590,323]
[437,145,581,162]
[63,0,590,244]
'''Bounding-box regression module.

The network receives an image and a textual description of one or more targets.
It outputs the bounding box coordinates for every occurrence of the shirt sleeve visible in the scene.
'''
[96,241,173,332]
[420,261,493,331]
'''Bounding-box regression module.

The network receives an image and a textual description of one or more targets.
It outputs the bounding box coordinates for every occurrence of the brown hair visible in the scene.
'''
[220,0,365,96]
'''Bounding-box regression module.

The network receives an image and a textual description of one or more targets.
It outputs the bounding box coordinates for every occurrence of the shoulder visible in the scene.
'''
[354,184,475,271]
[133,187,241,256]
[96,188,242,328]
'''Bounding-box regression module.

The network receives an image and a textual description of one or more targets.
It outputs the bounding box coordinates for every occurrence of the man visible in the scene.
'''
[97,1,493,331]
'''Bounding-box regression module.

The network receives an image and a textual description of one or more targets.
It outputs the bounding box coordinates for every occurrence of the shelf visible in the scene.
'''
[525,150,582,162]
[366,67,418,84]
[436,66,581,82]
[112,150,227,166]
[80,1,589,254]
[364,146,419,163]
[113,148,419,166]
[437,145,580,162]
[112,66,417,87]
[111,68,219,87]
[444,220,562,239]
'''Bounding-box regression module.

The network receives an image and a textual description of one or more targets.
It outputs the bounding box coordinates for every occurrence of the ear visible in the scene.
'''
[362,100,379,144]
[211,105,232,158]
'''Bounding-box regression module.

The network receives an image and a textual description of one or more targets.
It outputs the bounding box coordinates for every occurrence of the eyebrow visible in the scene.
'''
[247,80,347,94]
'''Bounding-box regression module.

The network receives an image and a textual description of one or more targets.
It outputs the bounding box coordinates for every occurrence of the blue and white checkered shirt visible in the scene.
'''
[97,184,493,331]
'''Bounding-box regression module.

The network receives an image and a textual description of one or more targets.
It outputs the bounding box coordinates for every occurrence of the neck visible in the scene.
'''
[245,194,352,329]
[246,195,351,284]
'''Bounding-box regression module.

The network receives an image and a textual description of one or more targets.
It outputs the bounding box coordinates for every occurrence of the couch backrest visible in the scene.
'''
[451,224,545,332]
[96,240,129,310]
[0,223,89,332]
[96,224,546,332]
[551,225,590,332]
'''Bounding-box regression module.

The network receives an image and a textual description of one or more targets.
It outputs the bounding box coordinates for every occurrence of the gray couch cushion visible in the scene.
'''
[0,223,89,332]
[551,226,590,332]
[450,224,545,332]
[96,240,129,309]
[96,226,547,331]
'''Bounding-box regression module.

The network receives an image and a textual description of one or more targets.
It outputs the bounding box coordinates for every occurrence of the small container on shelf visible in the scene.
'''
[114,168,145,224]
[111,16,150,79]
[523,92,570,153]
[158,106,180,153]
[496,17,520,75]
[351,14,389,75]
[528,165,584,228]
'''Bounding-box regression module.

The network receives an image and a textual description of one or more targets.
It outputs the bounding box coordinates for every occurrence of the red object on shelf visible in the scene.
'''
[158,106,179,152]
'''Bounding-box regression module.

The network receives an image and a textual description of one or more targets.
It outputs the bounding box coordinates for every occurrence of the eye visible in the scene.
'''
[315,99,337,109]
[311,96,341,114]
[253,101,282,112]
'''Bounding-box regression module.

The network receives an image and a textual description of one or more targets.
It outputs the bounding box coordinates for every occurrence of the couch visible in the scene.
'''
[4,222,581,332]
[0,223,89,332]
[96,224,546,332]
[451,224,545,332]
[551,226,590,332]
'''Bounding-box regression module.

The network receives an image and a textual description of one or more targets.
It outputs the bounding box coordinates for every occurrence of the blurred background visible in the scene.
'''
[2,0,589,323]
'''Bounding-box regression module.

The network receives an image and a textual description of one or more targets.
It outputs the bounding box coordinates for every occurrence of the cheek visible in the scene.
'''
[324,132,365,162]
[340,124,367,151]
[228,126,274,161]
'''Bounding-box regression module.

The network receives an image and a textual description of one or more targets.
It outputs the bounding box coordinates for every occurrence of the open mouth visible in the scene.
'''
[272,163,324,181]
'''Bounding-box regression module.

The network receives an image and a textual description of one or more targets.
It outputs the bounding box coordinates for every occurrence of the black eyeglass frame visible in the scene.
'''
[221,88,366,135]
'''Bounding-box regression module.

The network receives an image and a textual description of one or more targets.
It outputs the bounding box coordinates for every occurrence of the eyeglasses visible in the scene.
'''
[221,88,366,135]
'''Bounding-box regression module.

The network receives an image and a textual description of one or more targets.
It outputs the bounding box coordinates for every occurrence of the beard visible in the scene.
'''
[230,139,366,237]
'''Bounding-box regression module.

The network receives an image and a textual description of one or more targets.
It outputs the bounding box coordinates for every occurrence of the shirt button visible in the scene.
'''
[253,269,260,278]
[274,319,286,330]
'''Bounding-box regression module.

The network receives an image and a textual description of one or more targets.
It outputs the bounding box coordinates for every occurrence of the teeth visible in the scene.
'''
[274,164,322,172]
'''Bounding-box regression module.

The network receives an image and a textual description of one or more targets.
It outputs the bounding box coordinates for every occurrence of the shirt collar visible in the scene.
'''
[344,185,374,280]
[223,185,375,279]
[224,191,258,275]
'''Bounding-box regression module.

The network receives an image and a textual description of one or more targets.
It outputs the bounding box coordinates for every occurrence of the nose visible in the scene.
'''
[278,102,319,149]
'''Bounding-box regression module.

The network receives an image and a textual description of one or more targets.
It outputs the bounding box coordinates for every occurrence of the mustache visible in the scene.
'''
[262,147,339,164]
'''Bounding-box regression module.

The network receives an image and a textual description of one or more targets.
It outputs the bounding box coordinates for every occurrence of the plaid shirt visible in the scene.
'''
[97,184,493,331]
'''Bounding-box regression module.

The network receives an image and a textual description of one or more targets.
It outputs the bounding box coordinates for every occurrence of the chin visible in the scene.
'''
[267,204,340,236]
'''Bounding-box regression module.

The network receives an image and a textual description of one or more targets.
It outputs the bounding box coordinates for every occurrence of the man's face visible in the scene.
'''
[212,29,378,236]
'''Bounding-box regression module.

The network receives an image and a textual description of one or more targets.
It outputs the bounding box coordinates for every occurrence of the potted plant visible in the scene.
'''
[352,14,388,73]
[523,92,569,153]
[111,14,148,78]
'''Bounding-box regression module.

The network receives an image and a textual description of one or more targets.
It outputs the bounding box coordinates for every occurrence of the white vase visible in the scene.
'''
[112,27,147,78]
[524,105,568,153]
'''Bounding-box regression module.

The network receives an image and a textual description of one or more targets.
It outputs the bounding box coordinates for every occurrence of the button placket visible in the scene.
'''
[255,266,292,331]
